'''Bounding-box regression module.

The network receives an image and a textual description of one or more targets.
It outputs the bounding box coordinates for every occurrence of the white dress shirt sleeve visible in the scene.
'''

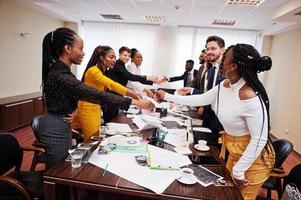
[164,83,221,106]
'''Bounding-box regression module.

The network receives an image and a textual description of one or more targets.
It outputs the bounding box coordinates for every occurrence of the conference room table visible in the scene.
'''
[43,112,243,200]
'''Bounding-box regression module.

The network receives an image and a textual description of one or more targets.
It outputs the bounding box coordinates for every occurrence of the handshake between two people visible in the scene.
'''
[130,89,167,112]
[147,75,169,85]
[127,84,193,112]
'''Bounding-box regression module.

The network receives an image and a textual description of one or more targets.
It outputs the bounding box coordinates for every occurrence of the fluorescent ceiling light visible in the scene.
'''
[212,19,236,26]
[227,0,265,6]
[100,14,123,20]
[143,16,166,23]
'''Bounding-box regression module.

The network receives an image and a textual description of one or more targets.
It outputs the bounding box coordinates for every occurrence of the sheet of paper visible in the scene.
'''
[173,146,192,155]
[148,144,192,169]
[191,118,203,126]
[89,144,191,194]
[160,116,182,123]
[164,129,193,147]
[105,122,133,133]
[192,127,212,133]
[126,108,141,115]
[132,114,161,130]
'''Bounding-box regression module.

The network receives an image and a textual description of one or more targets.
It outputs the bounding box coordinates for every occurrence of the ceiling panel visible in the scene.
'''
[14,0,301,33]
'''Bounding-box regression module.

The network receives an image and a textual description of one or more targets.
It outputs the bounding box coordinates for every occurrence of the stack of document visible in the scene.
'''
[105,122,133,135]
[132,114,161,130]
[163,129,193,147]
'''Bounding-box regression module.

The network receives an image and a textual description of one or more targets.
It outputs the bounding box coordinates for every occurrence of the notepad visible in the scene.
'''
[186,164,222,187]
[161,120,181,129]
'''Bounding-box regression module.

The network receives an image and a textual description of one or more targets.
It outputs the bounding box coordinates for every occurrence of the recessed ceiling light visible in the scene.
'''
[100,14,123,20]
[143,16,166,23]
[227,0,265,6]
[212,19,236,26]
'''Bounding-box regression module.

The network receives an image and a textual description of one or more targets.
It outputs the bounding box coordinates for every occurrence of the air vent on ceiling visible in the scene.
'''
[212,19,236,26]
[295,11,301,16]
[134,0,161,1]
[143,16,166,23]
[100,14,123,20]
[227,0,265,6]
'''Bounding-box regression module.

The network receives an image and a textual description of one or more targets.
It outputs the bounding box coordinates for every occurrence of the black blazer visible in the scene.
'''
[190,65,205,90]
[169,69,198,87]
[105,59,153,86]
[191,67,225,142]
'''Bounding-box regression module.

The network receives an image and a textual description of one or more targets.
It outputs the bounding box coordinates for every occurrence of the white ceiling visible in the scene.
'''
[16,0,301,35]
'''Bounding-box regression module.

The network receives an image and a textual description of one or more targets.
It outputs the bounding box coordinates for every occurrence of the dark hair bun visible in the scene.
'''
[130,48,138,59]
[256,56,272,72]
[131,48,137,52]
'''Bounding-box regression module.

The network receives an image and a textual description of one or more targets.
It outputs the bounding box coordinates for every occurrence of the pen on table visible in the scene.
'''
[102,163,109,176]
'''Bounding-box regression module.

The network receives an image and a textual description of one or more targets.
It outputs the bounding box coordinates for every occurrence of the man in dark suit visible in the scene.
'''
[163,60,198,87]
[176,36,226,145]
[190,49,211,91]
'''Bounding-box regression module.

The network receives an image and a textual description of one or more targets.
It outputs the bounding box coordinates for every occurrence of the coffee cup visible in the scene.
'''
[180,168,194,180]
[198,140,207,146]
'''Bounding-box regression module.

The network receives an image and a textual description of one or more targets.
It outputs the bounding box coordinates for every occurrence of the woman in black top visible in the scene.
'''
[40,27,154,167]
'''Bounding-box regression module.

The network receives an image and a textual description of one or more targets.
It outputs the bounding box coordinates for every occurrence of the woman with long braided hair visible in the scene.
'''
[155,43,275,199]
[40,27,154,167]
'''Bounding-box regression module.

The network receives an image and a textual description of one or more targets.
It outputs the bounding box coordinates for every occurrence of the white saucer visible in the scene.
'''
[194,144,210,151]
[177,175,197,185]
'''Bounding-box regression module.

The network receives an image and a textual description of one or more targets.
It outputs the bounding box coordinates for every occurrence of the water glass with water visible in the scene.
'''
[99,125,108,140]
[71,151,83,168]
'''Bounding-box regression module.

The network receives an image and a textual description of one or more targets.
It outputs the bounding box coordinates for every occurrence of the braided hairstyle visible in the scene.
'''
[219,43,272,157]
[232,44,272,130]
[42,27,77,91]
[81,45,113,82]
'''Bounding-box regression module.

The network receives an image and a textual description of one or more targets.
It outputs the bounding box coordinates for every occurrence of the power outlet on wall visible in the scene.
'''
[285,128,289,135]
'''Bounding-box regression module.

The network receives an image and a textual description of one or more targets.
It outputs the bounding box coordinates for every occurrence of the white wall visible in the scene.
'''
[0,0,63,98]
[79,22,259,89]
[264,27,301,154]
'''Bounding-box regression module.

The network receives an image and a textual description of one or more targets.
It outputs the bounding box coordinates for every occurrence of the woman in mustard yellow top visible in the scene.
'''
[78,45,140,142]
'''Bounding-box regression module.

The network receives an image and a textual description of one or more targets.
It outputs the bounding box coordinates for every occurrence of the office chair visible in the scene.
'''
[30,115,46,171]
[0,133,44,200]
[262,139,293,199]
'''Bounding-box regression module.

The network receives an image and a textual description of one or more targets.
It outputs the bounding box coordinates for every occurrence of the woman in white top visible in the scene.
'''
[127,48,154,97]
[156,44,275,200]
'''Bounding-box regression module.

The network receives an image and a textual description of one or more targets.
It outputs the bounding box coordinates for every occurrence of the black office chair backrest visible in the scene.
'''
[273,139,293,168]
[0,133,23,175]
[284,164,301,192]
[31,115,43,142]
